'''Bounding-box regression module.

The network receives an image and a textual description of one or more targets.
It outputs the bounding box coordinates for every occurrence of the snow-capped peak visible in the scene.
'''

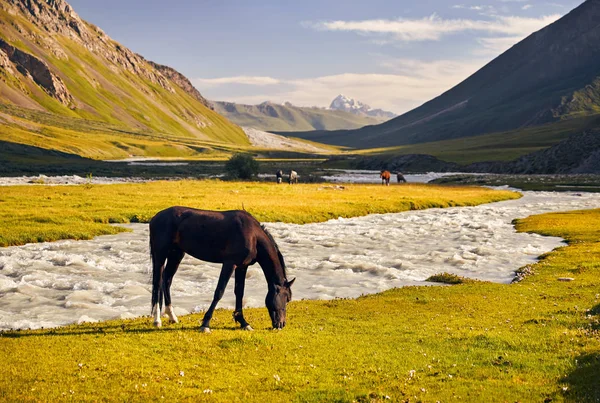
[328,94,397,120]
[329,94,371,113]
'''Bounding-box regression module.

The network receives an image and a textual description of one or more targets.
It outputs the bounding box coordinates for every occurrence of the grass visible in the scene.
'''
[0,203,599,401]
[425,272,476,285]
[0,181,518,247]
[351,115,599,165]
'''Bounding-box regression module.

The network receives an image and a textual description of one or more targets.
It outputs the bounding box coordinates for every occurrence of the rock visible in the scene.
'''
[0,38,73,106]
[557,277,575,282]
[146,60,212,109]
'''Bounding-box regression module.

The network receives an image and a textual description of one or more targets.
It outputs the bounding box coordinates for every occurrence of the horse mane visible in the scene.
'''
[261,224,287,279]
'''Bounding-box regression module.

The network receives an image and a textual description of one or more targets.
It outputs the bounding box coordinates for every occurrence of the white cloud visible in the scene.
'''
[522,4,533,10]
[476,36,524,54]
[195,59,487,114]
[308,14,561,42]
[193,76,280,87]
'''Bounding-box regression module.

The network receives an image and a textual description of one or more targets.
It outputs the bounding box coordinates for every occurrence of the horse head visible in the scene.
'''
[265,278,295,329]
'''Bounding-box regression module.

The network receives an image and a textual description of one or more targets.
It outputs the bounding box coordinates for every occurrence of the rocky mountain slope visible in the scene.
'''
[329,94,396,120]
[294,0,600,150]
[212,99,390,132]
[0,0,247,158]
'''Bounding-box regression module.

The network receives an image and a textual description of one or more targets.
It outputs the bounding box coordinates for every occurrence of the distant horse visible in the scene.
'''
[380,170,391,186]
[276,170,283,184]
[397,172,407,183]
[149,207,295,332]
[289,170,298,184]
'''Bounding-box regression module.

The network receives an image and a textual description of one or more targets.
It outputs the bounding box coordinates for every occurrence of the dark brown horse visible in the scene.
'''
[149,206,295,332]
[380,170,391,186]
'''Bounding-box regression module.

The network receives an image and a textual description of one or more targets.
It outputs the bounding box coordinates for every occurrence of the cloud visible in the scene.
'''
[194,59,487,114]
[522,4,533,10]
[475,36,524,54]
[193,76,281,87]
[307,13,561,42]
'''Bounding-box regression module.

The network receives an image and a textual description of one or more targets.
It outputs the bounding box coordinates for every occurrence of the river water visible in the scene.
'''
[1,190,599,330]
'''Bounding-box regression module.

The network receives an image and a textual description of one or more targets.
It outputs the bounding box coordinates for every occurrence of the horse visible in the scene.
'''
[276,170,283,184]
[397,172,407,183]
[380,170,391,186]
[149,206,295,332]
[289,170,298,184]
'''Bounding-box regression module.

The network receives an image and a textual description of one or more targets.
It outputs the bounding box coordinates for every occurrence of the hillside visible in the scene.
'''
[0,0,249,159]
[291,0,600,150]
[212,100,388,132]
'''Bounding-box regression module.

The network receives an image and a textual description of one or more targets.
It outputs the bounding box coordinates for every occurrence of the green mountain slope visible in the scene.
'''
[213,101,387,132]
[0,0,248,158]
[292,0,600,150]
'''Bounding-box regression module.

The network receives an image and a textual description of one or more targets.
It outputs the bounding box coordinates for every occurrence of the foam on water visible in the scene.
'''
[0,191,599,330]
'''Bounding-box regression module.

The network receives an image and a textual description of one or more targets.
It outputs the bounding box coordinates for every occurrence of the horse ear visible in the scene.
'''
[286,278,296,288]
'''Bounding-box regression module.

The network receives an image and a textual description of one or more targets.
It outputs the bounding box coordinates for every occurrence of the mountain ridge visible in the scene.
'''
[0,0,248,157]
[212,98,392,132]
[290,0,600,150]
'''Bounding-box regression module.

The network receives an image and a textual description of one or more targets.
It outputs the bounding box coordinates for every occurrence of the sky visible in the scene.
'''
[68,0,582,114]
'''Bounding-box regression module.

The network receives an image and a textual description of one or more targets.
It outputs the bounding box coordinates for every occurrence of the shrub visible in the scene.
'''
[225,154,260,180]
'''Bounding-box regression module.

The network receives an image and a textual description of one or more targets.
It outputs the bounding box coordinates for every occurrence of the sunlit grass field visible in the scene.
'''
[0,180,519,247]
[0,200,599,401]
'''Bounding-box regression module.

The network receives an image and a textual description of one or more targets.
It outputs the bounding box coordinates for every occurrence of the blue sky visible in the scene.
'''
[69,0,582,114]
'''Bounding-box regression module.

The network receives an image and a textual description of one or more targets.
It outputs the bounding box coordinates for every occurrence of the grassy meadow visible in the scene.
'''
[0,180,518,247]
[0,195,599,401]
[353,116,599,165]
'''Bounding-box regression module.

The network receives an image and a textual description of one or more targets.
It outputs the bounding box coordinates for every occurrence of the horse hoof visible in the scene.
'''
[242,325,254,331]
[153,320,162,328]
[168,316,179,324]
[199,326,211,333]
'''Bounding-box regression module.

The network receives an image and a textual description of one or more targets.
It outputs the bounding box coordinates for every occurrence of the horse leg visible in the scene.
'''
[151,245,169,328]
[200,262,235,332]
[233,265,251,330]
[163,248,185,324]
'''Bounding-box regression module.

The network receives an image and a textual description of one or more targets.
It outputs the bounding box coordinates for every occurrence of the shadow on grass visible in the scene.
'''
[0,323,259,338]
[562,353,600,402]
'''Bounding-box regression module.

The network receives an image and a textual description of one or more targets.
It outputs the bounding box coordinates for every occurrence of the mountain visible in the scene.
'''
[212,100,389,132]
[329,94,396,120]
[0,0,248,159]
[291,0,600,151]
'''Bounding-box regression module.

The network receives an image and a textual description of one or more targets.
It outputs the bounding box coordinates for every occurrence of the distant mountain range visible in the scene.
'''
[212,96,396,132]
[290,0,600,154]
[0,0,247,159]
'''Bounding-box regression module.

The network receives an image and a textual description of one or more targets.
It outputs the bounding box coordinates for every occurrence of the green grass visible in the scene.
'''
[425,272,476,284]
[0,181,518,246]
[0,206,599,401]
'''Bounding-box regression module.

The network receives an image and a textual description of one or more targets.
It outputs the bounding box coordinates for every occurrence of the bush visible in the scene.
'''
[225,154,260,180]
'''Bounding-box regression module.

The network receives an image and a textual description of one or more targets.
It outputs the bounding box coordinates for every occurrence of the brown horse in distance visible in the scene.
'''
[149,207,295,332]
[380,170,391,186]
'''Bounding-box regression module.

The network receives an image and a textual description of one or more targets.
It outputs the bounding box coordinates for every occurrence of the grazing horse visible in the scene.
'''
[276,170,283,184]
[289,170,298,184]
[149,206,295,332]
[380,170,391,186]
[397,172,407,183]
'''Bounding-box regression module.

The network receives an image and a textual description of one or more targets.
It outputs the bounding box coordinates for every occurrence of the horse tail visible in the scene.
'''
[149,223,165,312]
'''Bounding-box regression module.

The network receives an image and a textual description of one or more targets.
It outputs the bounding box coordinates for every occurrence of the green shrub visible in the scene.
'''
[225,153,259,180]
